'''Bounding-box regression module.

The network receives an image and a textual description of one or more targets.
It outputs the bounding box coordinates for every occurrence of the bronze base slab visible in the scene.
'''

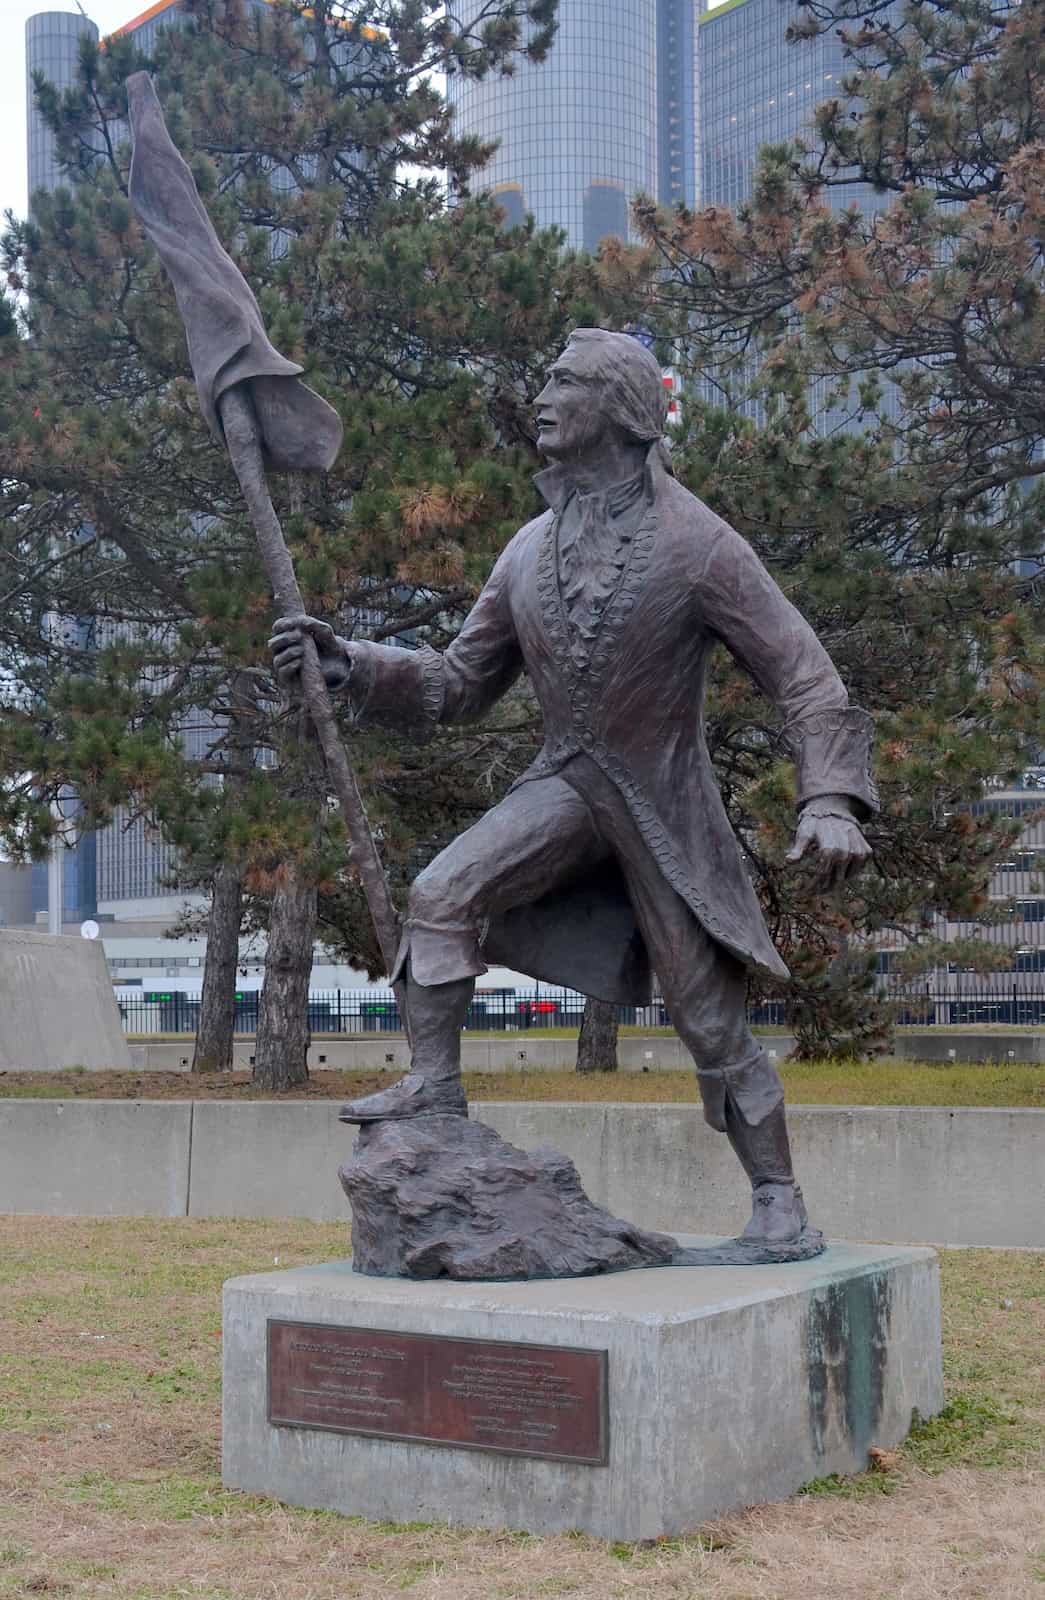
[669,1227,827,1267]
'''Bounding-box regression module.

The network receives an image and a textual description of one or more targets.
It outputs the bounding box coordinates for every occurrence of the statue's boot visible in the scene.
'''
[339,970,471,1123]
[724,1098,809,1245]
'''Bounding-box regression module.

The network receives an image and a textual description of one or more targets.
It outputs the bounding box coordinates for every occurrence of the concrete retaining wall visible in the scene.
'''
[0,929,131,1070]
[125,1031,1045,1073]
[1,1100,1041,1248]
[127,1035,695,1073]
[0,1099,191,1216]
[476,1103,1045,1249]
[895,1032,1045,1064]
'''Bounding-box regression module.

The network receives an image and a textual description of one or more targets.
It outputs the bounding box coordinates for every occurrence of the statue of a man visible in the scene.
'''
[271,329,875,1247]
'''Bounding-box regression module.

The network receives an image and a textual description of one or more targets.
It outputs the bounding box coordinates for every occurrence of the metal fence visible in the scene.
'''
[117,987,671,1035]
[881,976,1045,1027]
[115,982,1045,1035]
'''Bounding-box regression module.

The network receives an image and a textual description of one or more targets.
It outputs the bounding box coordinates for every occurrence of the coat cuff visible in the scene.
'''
[785,706,878,817]
[347,641,445,739]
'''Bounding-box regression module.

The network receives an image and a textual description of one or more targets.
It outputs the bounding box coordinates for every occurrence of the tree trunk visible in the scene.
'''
[253,861,316,1090]
[192,858,244,1072]
[576,997,619,1073]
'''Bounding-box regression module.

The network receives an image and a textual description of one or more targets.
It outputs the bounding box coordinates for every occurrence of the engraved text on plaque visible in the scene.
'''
[267,1320,608,1464]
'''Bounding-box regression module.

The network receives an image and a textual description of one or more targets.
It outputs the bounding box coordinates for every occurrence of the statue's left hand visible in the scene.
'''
[786,795,872,891]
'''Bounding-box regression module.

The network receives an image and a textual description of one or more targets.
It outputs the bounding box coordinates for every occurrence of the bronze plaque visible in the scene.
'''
[267,1319,608,1465]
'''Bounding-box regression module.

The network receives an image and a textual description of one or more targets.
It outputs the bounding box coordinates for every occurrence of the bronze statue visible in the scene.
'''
[126,72,869,1270]
[272,329,875,1250]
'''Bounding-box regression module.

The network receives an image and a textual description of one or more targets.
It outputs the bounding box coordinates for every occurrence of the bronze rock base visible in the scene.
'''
[340,1115,677,1281]
[339,1115,827,1281]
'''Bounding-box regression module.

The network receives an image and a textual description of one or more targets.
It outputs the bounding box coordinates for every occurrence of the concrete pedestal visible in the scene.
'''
[222,1240,942,1540]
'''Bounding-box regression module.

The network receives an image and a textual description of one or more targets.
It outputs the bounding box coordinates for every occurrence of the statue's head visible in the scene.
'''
[535,329,669,465]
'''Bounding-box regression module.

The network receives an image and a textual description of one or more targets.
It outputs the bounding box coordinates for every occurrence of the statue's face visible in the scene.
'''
[534,348,616,460]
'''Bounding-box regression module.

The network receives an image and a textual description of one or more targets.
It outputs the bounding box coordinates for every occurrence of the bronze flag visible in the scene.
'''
[126,72,342,474]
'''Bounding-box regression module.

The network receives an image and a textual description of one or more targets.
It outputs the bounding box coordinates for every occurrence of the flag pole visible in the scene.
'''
[218,388,403,982]
[126,73,405,1013]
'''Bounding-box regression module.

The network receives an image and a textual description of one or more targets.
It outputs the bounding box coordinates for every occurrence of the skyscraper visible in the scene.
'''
[696,0,888,433]
[698,0,873,212]
[448,1,699,252]
[657,0,698,210]
[26,10,101,200]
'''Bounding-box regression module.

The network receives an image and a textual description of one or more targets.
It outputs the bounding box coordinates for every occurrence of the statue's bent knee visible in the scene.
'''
[390,864,487,987]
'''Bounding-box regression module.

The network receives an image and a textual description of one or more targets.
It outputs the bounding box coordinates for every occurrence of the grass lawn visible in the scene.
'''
[0,1218,1042,1599]
[1,1057,1043,1106]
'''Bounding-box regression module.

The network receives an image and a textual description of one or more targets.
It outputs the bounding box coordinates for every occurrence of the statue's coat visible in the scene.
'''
[349,450,877,1004]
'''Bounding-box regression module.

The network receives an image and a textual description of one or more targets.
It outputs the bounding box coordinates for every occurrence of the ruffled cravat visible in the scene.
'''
[558,473,648,669]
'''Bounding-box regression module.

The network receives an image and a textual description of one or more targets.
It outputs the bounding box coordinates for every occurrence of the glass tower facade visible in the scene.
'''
[657,0,698,209]
[449,0,697,252]
[25,11,101,202]
[699,0,1044,986]
[698,0,873,213]
[697,0,884,429]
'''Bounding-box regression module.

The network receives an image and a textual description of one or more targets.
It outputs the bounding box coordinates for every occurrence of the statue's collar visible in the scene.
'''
[533,440,669,514]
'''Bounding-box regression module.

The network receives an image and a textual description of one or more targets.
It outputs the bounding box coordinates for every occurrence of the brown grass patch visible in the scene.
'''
[1,1219,1043,1600]
[2,1057,1044,1106]
[3,1470,1043,1599]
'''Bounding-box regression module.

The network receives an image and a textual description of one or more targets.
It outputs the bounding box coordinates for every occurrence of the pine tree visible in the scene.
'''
[2,0,640,1084]
[622,0,1044,1053]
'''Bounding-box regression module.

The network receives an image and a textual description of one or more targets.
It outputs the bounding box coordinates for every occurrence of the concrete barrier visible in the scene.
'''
[125,1030,1045,1073]
[127,1036,641,1073]
[476,1103,1045,1249]
[127,1039,413,1073]
[2,1099,1042,1246]
[188,1101,350,1220]
[0,1099,191,1215]
[894,1032,1045,1064]
[0,929,131,1070]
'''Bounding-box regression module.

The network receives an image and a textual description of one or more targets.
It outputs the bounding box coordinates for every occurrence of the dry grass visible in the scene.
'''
[2,1057,1044,1106]
[1,1219,1043,1599]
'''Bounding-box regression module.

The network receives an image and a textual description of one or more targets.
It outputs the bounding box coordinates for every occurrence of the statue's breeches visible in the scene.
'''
[392,758,784,1131]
